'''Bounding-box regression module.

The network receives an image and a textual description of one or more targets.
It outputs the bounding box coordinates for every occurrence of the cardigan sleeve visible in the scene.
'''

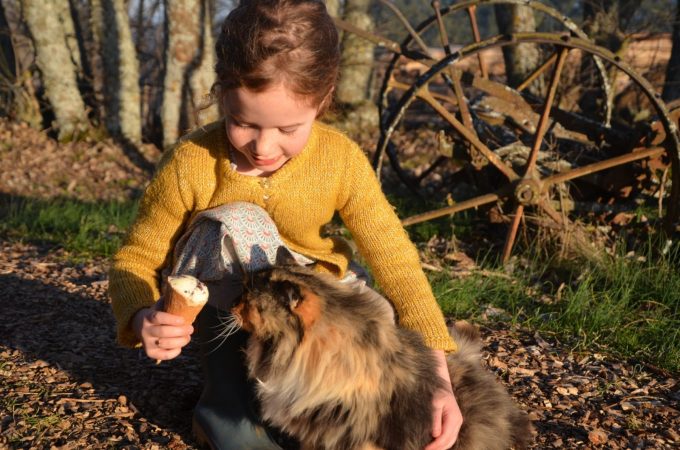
[108,145,197,347]
[338,143,457,352]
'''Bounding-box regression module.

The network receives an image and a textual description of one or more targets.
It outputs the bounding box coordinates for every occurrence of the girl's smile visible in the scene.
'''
[223,83,320,176]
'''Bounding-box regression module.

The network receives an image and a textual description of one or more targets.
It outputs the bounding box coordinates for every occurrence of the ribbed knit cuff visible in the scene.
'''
[110,270,159,348]
[421,332,458,353]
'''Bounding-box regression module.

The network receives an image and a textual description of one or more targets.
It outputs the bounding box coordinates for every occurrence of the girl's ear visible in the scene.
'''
[316,87,335,117]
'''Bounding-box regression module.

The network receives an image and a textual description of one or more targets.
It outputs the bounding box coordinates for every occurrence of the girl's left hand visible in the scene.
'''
[425,350,463,450]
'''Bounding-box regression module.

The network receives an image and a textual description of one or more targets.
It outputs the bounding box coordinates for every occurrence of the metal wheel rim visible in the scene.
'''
[378,32,680,250]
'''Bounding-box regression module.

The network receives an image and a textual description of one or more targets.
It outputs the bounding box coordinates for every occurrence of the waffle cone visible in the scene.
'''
[162,275,209,325]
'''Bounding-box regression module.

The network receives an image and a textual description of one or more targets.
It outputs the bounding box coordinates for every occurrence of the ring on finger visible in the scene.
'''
[155,338,161,347]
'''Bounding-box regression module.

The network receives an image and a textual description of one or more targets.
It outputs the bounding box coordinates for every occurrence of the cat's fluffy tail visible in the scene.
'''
[448,320,484,365]
[446,321,534,450]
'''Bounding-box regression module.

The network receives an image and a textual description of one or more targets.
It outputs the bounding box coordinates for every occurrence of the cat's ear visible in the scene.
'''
[292,287,321,328]
[280,280,302,310]
[275,246,298,267]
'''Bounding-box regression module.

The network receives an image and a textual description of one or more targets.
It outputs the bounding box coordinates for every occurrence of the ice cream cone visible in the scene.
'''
[162,274,209,325]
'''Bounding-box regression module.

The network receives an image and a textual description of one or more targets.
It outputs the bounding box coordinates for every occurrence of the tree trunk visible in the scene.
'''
[162,0,216,148]
[92,0,142,143]
[53,0,83,76]
[582,0,642,53]
[0,1,16,81]
[21,0,88,141]
[187,1,218,130]
[663,3,680,102]
[1,0,16,119]
[336,0,375,106]
[578,1,642,119]
[0,1,41,127]
[494,5,543,95]
[326,0,341,18]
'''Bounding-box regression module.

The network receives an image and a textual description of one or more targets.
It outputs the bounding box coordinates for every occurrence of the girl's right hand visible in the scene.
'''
[132,306,194,361]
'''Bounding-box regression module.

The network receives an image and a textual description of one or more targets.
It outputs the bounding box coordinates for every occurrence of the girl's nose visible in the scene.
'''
[253,130,274,156]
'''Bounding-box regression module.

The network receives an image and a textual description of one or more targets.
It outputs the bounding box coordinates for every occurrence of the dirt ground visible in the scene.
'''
[1,241,678,449]
[0,119,679,449]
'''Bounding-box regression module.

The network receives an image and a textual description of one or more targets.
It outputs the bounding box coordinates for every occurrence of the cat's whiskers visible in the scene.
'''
[205,313,243,354]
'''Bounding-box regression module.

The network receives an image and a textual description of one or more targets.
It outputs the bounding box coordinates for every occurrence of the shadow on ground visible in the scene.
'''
[0,263,202,448]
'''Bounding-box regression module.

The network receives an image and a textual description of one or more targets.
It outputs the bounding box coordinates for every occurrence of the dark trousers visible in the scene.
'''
[193,304,298,450]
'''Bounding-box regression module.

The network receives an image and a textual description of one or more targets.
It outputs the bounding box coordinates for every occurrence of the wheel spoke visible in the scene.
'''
[539,144,677,231]
[388,78,458,105]
[417,86,519,181]
[377,0,432,56]
[516,51,558,93]
[332,17,418,59]
[537,198,566,226]
[432,0,451,54]
[524,46,570,176]
[541,146,666,188]
[431,0,474,125]
[401,192,504,226]
[502,204,525,263]
[449,68,475,133]
[466,5,488,78]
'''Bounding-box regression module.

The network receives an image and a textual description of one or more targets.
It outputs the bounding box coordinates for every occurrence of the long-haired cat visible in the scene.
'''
[229,250,533,450]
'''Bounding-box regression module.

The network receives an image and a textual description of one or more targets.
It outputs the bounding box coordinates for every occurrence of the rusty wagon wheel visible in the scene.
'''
[377,0,613,133]
[377,32,680,262]
[373,0,613,184]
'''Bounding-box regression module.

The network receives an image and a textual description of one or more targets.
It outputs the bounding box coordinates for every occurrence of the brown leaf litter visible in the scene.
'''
[0,240,677,449]
[0,120,678,449]
[0,119,159,202]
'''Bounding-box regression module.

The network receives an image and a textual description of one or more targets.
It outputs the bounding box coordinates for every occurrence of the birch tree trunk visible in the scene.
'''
[336,0,374,106]
[0,1,15,80]
[326,0,341,18]
[663,3,680,102]
[494,5,543,95]
[1,0,16,117]
[334,0,378,132]
[91,0,142,143]
[162,0,216,148]
[187,1,217,129]
[53,0,83,76]
[1,1,41,127]
[21,0,88,141]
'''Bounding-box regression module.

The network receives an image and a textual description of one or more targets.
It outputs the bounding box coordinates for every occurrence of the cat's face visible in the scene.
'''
[232,268,323,342]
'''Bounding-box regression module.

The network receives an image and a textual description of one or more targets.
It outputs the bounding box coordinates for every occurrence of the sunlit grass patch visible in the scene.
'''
[0,194,138,258]
[432,241,680,373]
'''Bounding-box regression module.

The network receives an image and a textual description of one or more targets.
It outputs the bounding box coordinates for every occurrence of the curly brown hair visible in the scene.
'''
[214,0,340,113]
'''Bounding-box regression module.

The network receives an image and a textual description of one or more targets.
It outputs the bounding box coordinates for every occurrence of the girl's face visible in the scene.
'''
[223,83,320,176]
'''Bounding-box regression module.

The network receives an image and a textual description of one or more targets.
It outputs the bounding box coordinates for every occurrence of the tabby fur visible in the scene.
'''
[229,251,533,450]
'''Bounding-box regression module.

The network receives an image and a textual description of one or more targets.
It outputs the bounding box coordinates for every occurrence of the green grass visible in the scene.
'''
[431,242,680,373]
[1,192,678,372]
[388,188,680,372]
[0,194,138,258]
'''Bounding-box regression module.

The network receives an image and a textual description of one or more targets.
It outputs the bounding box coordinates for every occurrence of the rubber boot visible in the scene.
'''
[192,304,298,450]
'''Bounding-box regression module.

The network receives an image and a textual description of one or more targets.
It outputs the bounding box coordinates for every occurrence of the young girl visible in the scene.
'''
[109,0,462,448]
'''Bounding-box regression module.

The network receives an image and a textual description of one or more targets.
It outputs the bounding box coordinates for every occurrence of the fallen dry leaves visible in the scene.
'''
[0,241,201,449]
[480,321,679,449]
[1,120,678,448]
[0,119,159,202]
[0,241,678,449]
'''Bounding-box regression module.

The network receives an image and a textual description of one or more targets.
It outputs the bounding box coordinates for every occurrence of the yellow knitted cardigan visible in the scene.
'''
[109,120,456,352]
